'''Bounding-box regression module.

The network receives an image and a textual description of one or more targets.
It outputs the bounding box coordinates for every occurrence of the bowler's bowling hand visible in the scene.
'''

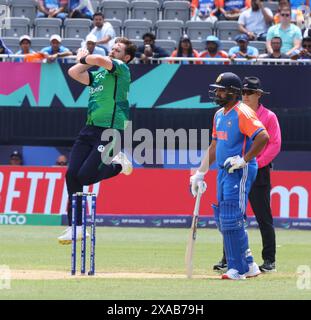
[77,48,89,63]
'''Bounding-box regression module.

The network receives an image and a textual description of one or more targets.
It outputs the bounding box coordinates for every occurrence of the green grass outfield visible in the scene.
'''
[0,226,311,300]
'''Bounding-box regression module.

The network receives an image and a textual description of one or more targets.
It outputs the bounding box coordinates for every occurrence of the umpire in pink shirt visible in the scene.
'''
[242,76,281,272]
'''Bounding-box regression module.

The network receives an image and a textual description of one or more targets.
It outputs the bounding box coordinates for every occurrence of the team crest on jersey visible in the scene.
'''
[96,73,105,79]
[227,120,232,127]
[216,74,223,83]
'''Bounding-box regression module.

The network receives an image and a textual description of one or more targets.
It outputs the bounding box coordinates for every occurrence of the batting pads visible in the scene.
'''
[220,201,249,275]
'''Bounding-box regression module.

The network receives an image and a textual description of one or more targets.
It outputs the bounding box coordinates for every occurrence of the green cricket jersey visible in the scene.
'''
[87,59,131,130]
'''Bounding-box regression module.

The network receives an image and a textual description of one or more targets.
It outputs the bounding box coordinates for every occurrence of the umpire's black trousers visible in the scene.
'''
[248,165,276,263]
[66,125,122,226]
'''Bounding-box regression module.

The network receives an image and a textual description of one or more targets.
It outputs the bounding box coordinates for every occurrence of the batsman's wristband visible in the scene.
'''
[80,55,89,65]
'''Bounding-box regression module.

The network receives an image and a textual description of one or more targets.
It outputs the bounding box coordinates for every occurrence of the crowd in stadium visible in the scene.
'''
[0,0,310,63]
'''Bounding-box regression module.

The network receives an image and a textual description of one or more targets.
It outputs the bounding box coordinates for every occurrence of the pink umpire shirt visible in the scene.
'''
[256,104,281,169]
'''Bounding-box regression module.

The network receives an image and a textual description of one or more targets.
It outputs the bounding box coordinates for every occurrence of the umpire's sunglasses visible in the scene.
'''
[242,89,257,96]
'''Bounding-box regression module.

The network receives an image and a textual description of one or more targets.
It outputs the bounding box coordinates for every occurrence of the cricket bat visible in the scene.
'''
[185,191,202,279]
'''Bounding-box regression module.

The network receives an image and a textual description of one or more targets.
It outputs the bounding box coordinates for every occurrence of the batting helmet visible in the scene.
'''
[209,72,242,106]
[210,72,242,92]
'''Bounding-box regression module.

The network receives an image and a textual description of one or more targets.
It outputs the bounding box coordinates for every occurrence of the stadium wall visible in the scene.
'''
[0,63,310,150]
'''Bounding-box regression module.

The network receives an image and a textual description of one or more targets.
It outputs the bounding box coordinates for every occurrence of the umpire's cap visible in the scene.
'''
[210,72,242,91]
[242,76,270,94]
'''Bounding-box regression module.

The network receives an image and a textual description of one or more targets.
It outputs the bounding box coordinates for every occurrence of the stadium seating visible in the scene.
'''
[105,18,123,37]
[162,0,190,23]
[264,1,279,15]
[251,40,267,54]
[0,0,298,58]
[62,38,83,54]
[130,38,143,48]
[64,18,92,39]
[124,19,152,40]
[191,39,205,53]
[34,18,62,38]
[1,36,19,52]
[10,0,37,24]
[215,21,240,41]
[185,21,214,41]
[155,39,176,54]
[90,0,100,12]
[220,40,236,52]
[101,0,130,22]
[2,17,30,37]
[155,19,183,42]
[131,0,160,25]
[30,37,50,51]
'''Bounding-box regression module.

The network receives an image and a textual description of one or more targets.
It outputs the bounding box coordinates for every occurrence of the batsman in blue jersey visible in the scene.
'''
[190,72,270,280]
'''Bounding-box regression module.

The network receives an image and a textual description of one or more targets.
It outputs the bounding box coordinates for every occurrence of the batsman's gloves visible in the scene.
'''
[190,171,207,197]
[224,155,247,174]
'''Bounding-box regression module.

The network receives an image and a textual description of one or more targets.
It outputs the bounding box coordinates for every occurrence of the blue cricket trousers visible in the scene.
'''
[66,125,122,225]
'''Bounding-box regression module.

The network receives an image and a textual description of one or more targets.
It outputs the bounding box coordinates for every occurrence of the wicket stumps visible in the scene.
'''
[71,192,96,276]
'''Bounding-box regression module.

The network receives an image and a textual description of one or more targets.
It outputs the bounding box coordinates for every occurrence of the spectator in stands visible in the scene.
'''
[199,35,229,63]
[15,38,48,63]
[36,0,68,20]
[15,35,36,62]
[170,34,201,64]
[274,0,304,26]
[81,34,107,56]
[290,0,310,9]
[290,0,311,30]
[260,36,289,58]
[238,0,274,41]
[191,0,218,23]
[16,35,35,55]
[266,6,302,56]
[0,38,13,61]
[41,34,72,63]
[55,154,68,166]
[229,34,259,59]
[87,12,116,54]
[136,32,169,64]
[214,0,251,21]
[291,36,311,58]
[68,0,94,19]
[9,151,23,166]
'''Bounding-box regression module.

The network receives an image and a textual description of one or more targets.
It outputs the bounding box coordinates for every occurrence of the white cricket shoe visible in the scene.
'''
[221,268,246,280]
[245,262,261,278]
[58,226,90,245]
[112,152,133,175]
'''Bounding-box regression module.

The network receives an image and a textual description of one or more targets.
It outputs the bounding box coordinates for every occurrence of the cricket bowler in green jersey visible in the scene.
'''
[58,38,137,244]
